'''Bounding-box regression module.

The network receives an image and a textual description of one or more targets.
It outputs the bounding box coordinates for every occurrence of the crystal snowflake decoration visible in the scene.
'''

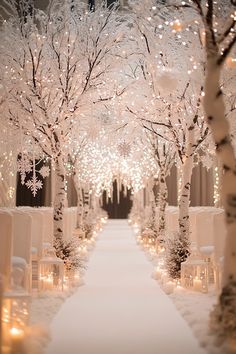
[117,141,131,158]
[39,165,50,178]
[17,154,32,185]
[25,176,43,197]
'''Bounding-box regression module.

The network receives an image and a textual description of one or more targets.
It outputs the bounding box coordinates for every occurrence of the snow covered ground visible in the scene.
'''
[42,220,207,354]
[25,276,84,354]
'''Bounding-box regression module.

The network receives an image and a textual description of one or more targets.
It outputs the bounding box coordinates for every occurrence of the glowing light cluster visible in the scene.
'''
[75,131,157,197]
[213,166,221,207]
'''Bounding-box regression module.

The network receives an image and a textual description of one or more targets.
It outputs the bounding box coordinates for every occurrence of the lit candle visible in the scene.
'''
[149,247,155,255]
[80,246,88,257]
[164,281,175,294]
[171,20,183,32]
[193,277,202,291]
[2,345,11,354]
[161,271,169,284]
[226,57,236,68]
[155,268,162,280]
[10,327,25,354]
[175,280,184,294]
[41,274,53,290]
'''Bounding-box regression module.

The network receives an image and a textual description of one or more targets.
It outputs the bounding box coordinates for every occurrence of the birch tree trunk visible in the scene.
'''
[178,129,194,240]
[83,184,90,224]
[0,153,17,207]
[204,54,236,339]
[166,150,193,279]
[53,154,67,248]
[73,175,84,228]
[158,168,168,243]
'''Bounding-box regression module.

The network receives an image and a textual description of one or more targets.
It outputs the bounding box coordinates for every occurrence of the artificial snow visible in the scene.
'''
[27,273,85,353]
[44,220,207,354]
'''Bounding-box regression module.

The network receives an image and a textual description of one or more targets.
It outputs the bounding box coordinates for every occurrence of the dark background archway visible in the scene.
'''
[102,180,133,219]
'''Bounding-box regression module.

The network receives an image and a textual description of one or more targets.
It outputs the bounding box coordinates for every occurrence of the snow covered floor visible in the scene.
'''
[44,220,206,354]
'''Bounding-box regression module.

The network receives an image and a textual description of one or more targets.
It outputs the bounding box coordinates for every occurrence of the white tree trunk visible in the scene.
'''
[204,57,236,287]
[201,40,236,340]
[178,131,194,240]
[83,184,90,224]
[0,153,17,207]
[53,155,67,247]
[158,169,168,242]
[178,156,194,239]
[73,175,84,228]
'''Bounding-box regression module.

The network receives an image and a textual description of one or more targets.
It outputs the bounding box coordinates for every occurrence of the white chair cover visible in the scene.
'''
[26,210,44,259]
[11,210,32,291]
[63,208,70,242]
[212,210,226,261]
[41,207,54,244]
[194,208,222,248]
[0,210,13,290]
[11,210,32,264]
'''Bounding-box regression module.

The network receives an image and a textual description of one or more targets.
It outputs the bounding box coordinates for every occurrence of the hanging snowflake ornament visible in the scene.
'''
[25,175,43,197]
[39,165,50,178]
[117,141,131,158]
[17,154,33,185]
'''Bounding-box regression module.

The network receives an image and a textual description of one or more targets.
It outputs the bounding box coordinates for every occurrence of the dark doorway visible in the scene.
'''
[102,180,133,219]
[16,158,48,207]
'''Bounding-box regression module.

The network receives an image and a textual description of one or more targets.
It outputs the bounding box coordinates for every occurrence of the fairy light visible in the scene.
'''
[178,165,183,205]
[0,149,17,205]
[171,20,183,32]
[75,129,156,198]
[214,166,220,207]
[226,57,236,68]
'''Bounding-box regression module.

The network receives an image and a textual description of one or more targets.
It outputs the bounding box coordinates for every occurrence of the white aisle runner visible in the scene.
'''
[45,220,206,354]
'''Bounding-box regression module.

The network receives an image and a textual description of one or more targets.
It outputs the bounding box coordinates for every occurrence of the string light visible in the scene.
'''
[213,166,220,207]
[178,165,183,205]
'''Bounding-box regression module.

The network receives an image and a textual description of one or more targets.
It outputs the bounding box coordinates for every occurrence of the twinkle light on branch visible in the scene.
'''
[226,56,236,68]
[214,166,220,207]
[171,20,183,32]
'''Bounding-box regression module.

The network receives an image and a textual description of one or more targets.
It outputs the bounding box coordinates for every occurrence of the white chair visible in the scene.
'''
[10,210,32,292]
[27,210,44,259]
[212,210,226,261]
[41,207,54,245]
[212,211,226,291]
[63,208,70,242]
[195,209,216,248]
[23,209,44,290]
[0,211,13,290]
[17,207,44,258]
[63,208,77,242]
[189,207,205,244]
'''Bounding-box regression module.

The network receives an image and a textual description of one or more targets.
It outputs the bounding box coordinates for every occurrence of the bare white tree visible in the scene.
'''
[186,0,236,344]
[0,0,126,249]
[147,135,176,246]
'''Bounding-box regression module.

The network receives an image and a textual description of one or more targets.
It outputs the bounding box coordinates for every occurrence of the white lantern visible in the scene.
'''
[39,255,64,292]
[2,291,30,354]
[181,252,208,293]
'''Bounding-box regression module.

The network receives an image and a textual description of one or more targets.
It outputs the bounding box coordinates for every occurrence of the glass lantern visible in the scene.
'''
[1,291,30,354]
[199,246,215,284]
[39,255,64,292]
[141,228,155,248]
[181,252,209,293]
